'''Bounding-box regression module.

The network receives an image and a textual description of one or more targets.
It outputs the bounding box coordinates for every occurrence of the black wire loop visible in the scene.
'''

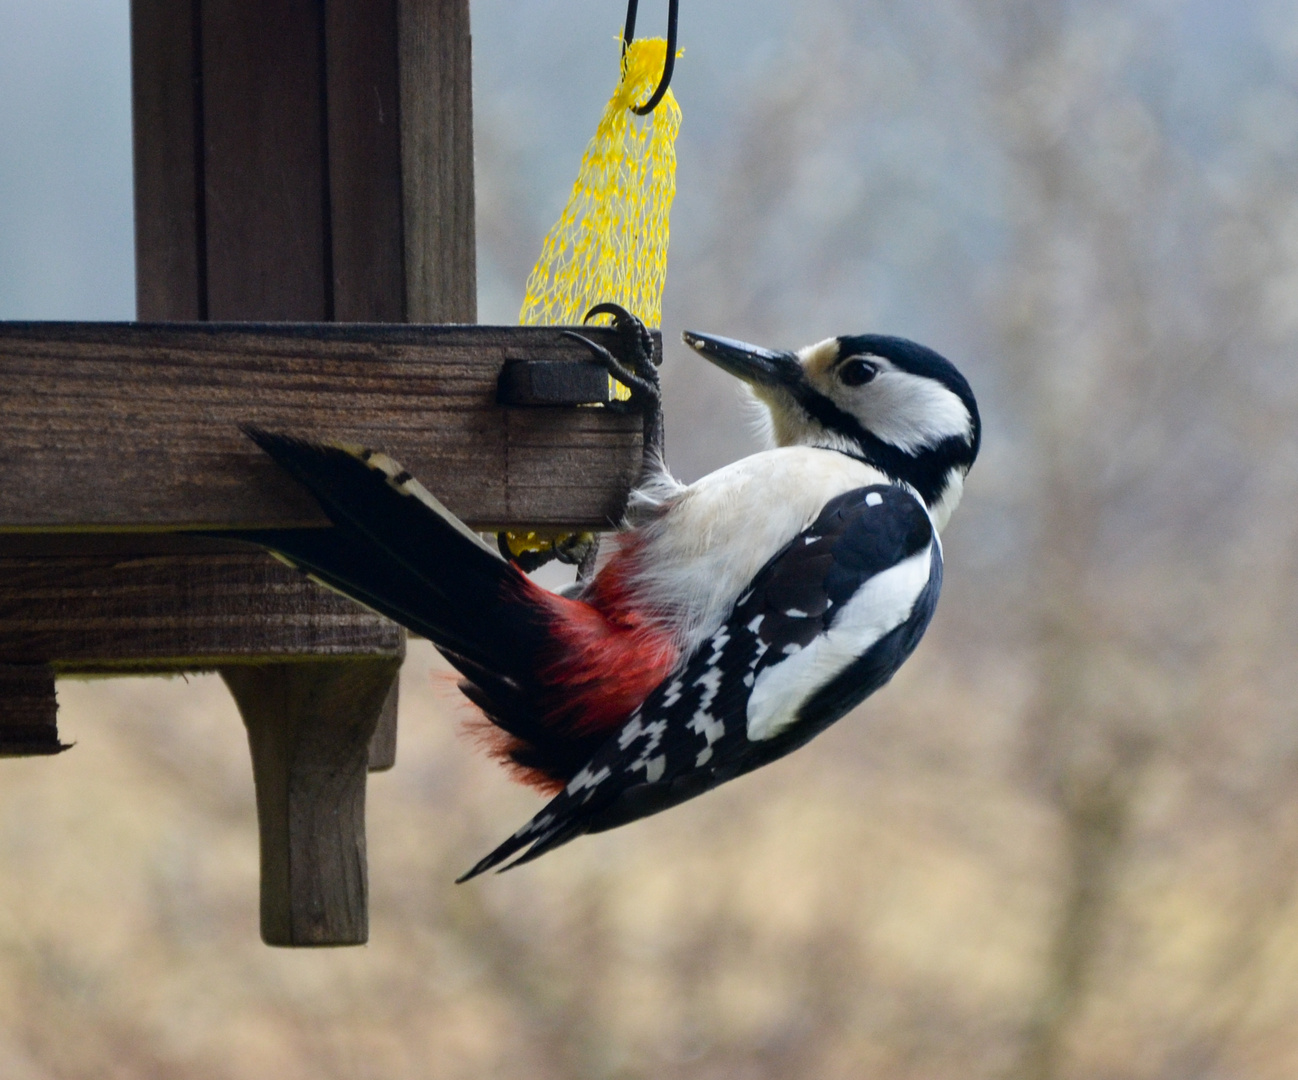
[622,0,679,115]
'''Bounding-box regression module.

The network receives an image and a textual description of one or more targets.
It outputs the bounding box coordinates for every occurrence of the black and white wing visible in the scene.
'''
[459,483,941,880]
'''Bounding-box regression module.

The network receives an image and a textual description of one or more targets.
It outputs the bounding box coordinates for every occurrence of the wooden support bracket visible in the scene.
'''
[223,654,404,946]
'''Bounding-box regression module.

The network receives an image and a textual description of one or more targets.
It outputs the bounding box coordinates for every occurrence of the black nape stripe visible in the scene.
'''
[789,383,968,508]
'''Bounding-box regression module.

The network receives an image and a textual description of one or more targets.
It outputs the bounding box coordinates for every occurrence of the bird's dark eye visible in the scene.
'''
[838,358,877,386]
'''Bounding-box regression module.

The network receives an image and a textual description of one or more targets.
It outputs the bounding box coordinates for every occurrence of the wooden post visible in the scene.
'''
[126,0,474,944]
[223,657,403,945]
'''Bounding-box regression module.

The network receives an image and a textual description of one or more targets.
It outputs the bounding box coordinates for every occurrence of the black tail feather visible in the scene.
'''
[234,527,493,661]
[235,429,626,862]
[239,428,552,680]
[455,818,589,883]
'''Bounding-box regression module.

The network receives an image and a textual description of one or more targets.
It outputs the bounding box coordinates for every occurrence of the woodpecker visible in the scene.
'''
[238,305,980,880]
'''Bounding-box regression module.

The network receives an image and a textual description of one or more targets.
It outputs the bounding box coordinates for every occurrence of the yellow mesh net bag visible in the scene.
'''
[519,36,682,336]
[506,36,681,565]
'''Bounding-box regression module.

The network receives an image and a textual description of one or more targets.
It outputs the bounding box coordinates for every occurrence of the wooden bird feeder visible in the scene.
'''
[0,0,647,946]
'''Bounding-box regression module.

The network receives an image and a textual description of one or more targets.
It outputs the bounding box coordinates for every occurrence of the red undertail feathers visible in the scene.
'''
[461,547,678,791]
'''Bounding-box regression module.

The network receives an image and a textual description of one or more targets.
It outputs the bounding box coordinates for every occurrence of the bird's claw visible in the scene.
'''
[559,332,645,414]
[584,302,659,374]
[560,304,661,416]
[496,530,599,575]
[563,302,666,481]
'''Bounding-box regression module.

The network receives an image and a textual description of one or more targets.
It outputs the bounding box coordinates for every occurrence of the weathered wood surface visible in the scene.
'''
[0,322,647,535]
[225,656,403,946]
[0,554,401,672]
[399,0,477,322]
[201,0,332,319]
[326,0,406,322]
[367,677,400,773]
[131,0,475,328]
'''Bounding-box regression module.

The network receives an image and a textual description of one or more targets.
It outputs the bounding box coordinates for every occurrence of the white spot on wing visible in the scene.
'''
[687,708,725,746]
[567,765,611,794]
[618,716,645,749]
[685,630,731,750]
[865,492,883,507]
[627,720,668,781]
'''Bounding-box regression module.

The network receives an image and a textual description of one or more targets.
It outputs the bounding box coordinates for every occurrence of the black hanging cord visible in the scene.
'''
[622,0,679,115]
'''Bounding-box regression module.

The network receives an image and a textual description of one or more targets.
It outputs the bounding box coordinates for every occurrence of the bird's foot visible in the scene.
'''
[561,303,664,465]
[497,530,599,577]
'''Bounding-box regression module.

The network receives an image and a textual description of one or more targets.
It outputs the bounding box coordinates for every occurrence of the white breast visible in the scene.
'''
[621,447,891,656]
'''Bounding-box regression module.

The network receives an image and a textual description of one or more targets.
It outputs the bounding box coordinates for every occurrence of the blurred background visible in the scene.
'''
[3,0,1298,1076]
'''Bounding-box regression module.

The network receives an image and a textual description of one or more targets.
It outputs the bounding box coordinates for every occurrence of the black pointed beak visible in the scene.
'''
[682,331,803,389]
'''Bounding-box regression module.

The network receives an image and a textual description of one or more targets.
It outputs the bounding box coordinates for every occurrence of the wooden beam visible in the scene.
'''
[0,322,646,535]
[0,554,400,672]
[366,677,400,772]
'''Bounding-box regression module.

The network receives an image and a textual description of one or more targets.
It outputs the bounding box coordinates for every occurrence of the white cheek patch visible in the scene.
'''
[745,545,933,741]
[833,368,972,455]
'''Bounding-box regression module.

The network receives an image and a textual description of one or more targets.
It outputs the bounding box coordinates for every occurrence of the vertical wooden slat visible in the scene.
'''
[200,0,330,319]
[324,0,407,322]
[398,0,477,322]
[130,0,204,320]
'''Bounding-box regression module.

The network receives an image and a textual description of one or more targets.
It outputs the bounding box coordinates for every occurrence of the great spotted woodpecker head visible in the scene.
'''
[682,331,980,530]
